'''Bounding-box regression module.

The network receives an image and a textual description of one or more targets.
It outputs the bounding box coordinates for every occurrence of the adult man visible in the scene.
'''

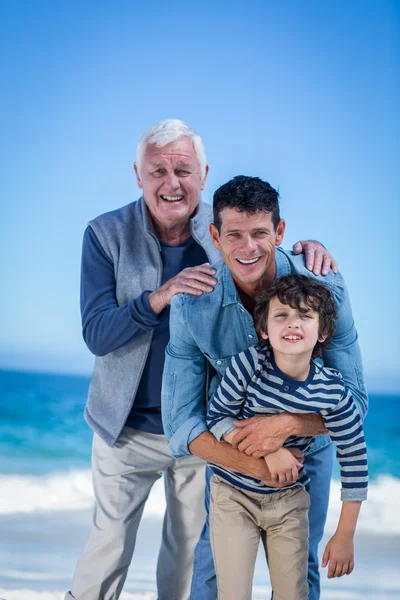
[66,120,336,600]
[162,175,368,600]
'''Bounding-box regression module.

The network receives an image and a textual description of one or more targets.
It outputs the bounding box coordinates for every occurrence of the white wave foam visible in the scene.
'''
[0,470,165,517]
[1,471,400,535]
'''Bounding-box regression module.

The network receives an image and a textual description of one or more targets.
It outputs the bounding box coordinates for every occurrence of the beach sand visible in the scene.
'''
[1,509,399,600]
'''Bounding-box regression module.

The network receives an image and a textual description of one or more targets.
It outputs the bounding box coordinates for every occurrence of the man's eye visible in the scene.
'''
[176,170,191,176]
[151,170,164,177]
[228,233,240,237]
[254,231,267,236]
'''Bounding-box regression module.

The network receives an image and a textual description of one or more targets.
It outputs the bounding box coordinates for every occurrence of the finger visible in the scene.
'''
[181,276,216,292]
[292,241,303,255]
[328,560,337,579]
[295,461,303,469]
[321,253,333,276]
[312,251,324,276]
[304,247,315,272]
[291,467,298,481]
[341,562,349,576]
[244,444,258,456]
[278,472,286,485]
[321,549,329,568]
[237,438,254,453]
[348,560,354,574]
[333,563,343,578]
[331,258,339,274]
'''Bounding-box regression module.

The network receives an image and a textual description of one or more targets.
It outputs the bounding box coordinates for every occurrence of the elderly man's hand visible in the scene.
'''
[293,240,338,276]
[231,414,291,457]
[148,263,217,314]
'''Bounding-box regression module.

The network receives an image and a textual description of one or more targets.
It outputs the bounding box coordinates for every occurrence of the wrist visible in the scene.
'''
[148,290,166,315]
[276,413,295,440]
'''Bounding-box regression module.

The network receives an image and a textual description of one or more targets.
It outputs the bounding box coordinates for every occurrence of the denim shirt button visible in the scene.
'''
[216,360,222,365]
[283,385,290,392]
[248,334,254,339]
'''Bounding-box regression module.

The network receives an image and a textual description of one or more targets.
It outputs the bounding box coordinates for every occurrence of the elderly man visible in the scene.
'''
[162,175,368,600]
[66,120,336,600]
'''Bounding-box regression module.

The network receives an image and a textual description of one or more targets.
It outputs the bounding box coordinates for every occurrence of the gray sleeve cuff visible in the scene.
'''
[209,417,236,441]
[341,488,368,502]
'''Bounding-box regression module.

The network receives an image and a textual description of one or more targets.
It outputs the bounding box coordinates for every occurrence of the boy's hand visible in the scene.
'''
[322,532,354,578]
[264,448,303,485]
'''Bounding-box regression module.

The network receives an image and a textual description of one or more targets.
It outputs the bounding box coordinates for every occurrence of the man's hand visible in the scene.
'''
[264,448,303,485]
[231,414,291,457]
[293,240,338,276]
[148,263,217,314]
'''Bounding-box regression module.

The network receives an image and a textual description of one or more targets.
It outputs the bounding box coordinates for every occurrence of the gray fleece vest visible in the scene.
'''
[84,196,220,446]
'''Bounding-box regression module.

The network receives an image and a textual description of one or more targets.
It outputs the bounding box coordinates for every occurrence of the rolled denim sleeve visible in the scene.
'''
[161,294,208,458]
[322,272,368,420]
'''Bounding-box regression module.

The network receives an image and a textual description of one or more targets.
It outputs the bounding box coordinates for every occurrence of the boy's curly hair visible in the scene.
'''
[254,274,337,358]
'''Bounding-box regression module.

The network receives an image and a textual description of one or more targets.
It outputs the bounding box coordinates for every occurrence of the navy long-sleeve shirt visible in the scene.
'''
[81,226,208,433]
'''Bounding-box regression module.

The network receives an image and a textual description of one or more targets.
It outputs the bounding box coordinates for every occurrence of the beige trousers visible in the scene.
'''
[210,476,310,600]
[66,428,206,600]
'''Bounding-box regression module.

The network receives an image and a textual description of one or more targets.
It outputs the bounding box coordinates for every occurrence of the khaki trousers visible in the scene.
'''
[66,428,206,600]
[210,476,310,600]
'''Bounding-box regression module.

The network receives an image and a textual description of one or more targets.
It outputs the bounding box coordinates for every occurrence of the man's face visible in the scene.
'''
[260,297,325,359]
[134,137,208,229]
[209,209,285,291]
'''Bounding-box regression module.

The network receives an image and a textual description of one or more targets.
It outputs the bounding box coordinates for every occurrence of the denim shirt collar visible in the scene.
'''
[221,246,292,307]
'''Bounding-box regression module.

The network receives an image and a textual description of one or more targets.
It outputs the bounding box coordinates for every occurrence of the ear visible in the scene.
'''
[209,223,221,250]
[318,333,328,343]
[134,163,143,189]
[274,219,286,246]
[200,164,209,190]
[260,331,269,341]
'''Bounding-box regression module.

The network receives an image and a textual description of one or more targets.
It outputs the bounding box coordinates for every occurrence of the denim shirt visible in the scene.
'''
[161,247,368,459]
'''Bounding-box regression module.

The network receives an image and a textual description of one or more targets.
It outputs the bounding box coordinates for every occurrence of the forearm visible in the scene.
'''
[276,412,327,438]
[189,431,272,481]
[82,292,160,356]
[336,501,361,535]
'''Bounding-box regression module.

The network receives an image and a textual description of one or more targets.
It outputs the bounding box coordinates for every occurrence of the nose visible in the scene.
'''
[241,235,258,252]
[165,171,181,190]
[287,315,300,328]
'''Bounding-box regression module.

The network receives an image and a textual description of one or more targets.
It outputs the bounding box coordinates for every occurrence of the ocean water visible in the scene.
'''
[0,369,399,600]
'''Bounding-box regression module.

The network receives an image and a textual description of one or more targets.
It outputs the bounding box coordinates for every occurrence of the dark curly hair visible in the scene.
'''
[213,175,281,232]
[254,275,337,358]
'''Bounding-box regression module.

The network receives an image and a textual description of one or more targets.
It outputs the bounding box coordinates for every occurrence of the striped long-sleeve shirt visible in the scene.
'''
[207,345,368,501]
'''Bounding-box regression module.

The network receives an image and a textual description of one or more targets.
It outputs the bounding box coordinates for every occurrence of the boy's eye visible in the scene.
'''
[301,314,312,319]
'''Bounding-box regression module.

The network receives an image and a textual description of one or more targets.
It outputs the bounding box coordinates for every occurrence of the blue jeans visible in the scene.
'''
[190,443,334,600]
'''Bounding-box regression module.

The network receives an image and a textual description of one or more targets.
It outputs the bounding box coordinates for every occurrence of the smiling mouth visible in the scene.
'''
[283,335,303,341]
[161,195,184,202]
[236,257,261,265]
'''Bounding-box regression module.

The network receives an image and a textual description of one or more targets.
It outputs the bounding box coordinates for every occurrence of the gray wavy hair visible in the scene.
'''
[136,119,207,177]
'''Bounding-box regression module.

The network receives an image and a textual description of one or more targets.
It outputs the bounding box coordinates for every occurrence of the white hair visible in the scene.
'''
[136,119,207,178]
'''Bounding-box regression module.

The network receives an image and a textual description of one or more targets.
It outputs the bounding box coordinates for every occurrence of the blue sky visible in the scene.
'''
[1,1,399,391]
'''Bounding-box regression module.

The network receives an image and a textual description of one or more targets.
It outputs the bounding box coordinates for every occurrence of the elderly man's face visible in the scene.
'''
[134,137,208,230]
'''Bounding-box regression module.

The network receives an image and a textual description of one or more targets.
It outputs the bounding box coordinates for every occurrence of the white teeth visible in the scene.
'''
[284,336,302,340]
[237,257,260,265]
[161,195,184,202]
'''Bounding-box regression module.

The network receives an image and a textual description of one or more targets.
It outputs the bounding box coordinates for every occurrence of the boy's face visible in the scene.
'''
[260,297,326,359]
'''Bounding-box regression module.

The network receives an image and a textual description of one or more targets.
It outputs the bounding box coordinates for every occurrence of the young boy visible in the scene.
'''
[207,274,368,600]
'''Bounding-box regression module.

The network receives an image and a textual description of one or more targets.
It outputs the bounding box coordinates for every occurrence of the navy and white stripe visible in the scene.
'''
[207,345,368,500]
